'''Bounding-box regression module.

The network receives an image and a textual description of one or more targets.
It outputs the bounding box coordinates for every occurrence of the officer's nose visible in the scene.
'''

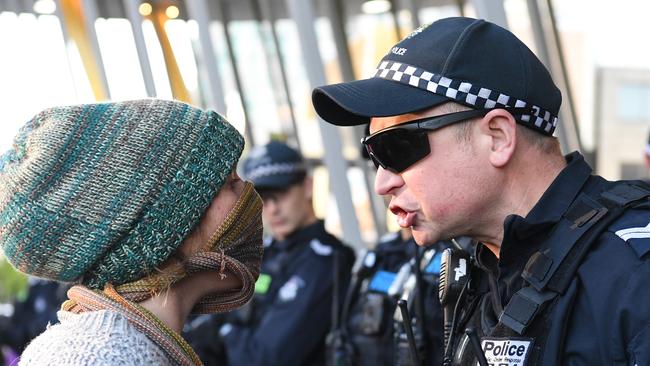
[262,196,280,214]
[374,166,405,196]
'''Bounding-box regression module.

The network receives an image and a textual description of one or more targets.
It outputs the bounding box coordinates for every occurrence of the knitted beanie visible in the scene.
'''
[0,99,244,289]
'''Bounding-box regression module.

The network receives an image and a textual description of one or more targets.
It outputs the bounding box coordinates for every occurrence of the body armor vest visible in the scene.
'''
[446,183,650,366]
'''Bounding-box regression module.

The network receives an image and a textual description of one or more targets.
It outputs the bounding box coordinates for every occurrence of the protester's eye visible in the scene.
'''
[228,172,242,188]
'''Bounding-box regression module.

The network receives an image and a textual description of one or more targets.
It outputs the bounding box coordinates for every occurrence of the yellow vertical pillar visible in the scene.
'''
[149,7,191,103]
[59,0,108,100]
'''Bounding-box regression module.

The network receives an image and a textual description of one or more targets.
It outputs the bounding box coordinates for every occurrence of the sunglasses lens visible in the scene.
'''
[366,129,431,173]
[368,152,381,169]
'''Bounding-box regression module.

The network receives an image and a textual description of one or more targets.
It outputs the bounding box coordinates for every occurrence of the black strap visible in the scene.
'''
[521,192,607,292]
[499,183,650,335]
[499,287,556,334]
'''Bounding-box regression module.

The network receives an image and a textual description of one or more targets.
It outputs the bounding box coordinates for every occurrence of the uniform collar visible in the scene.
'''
[518,151,592,225]
[472,152,594,312]
[272,220,326,251]
[481,151,593,267]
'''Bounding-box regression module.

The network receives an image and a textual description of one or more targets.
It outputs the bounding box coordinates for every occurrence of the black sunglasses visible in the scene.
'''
[361,108,530,173]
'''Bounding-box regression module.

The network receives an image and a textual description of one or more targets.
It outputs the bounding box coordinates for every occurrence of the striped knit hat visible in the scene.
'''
[0,99,244,289]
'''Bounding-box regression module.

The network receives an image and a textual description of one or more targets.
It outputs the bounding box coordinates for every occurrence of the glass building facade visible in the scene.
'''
[1,0,649,249]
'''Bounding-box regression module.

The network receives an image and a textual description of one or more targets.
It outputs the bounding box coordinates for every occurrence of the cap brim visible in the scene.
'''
[312,77,449,126]
[251,174,302,191]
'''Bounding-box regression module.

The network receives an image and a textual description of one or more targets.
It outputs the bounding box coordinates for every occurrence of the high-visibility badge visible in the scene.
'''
[368,270,397,294]
[425,251,442,275]
[255,273,272,294]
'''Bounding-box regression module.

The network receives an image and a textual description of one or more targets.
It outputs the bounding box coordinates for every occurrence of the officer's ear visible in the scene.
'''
[475,108,517,168]
[302,176,314,200]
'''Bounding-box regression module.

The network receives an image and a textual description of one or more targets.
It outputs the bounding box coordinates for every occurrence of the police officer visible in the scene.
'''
[312,17,650,366]
[219,141,355,366]
[0,279,68,357]
[329,144,471,366]
[330,227,462,366]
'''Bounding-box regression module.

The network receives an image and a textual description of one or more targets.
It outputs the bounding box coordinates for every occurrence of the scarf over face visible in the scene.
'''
[63,182,264,365]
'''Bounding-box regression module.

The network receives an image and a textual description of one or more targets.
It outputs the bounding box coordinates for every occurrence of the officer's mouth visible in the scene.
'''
[270,220,286,228]
[390,205,416,228]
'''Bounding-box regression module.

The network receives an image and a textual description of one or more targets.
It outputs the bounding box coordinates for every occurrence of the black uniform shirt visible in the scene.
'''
[462,152,650,365]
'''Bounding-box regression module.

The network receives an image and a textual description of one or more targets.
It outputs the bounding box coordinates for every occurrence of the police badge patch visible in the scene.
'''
[479,337,533,366]
[278,275,305,302]
[404,22,431,39]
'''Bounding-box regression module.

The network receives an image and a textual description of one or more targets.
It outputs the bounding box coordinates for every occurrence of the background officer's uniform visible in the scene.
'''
[219,141,355,366]
[0,279,68,359]
[449,152,650,366]
[330,232,469,366]
[223,222,354,365]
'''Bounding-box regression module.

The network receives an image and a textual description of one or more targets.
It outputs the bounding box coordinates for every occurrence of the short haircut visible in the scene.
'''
[437,102,560,154]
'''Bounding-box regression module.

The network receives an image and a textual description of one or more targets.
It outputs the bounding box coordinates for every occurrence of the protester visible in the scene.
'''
[312,17,650,366]
[0,99,263,365]
[216,141,355,366]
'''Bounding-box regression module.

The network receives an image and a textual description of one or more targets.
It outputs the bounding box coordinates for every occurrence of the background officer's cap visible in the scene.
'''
[243,141,307,190]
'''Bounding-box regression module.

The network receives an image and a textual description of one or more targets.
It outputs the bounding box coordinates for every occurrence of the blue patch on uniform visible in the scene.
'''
[369,270,397,294]
[424,252,442,275]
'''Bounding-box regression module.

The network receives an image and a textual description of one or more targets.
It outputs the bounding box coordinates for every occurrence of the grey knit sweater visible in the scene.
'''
[19,310,173,365]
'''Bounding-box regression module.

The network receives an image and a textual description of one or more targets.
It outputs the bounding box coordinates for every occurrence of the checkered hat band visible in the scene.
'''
[374,61,558,135]
[247,162,306,181]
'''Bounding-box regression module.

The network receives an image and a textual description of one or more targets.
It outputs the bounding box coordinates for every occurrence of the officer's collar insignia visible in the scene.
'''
[263,235,273,247]
[310,239,332,256]
[480,337,533,366]
[278,275,305,302]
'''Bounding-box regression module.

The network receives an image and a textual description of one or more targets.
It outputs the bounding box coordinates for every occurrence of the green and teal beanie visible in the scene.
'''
[0,99,244,289]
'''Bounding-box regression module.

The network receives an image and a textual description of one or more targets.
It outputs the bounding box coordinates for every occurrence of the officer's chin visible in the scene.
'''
[412,230,437,247]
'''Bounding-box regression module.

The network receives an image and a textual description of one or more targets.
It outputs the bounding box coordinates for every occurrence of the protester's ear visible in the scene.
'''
[476,109,517,168]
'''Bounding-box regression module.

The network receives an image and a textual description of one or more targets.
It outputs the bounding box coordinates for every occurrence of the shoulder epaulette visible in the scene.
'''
[379,231,400,244]
[263,236,273,248]
[611,215,650,258]
[310,239,333,256]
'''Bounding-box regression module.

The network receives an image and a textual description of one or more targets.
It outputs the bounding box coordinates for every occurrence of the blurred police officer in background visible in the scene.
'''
[216,141,355,366]
[313,16,650,366]
[0,279,68,365]
[329,226,465,366]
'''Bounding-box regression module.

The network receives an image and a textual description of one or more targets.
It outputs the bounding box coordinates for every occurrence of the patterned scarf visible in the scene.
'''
[115,181,263,313]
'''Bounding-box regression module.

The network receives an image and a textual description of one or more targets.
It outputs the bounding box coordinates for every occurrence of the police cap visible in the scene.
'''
[243,141,306,190]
